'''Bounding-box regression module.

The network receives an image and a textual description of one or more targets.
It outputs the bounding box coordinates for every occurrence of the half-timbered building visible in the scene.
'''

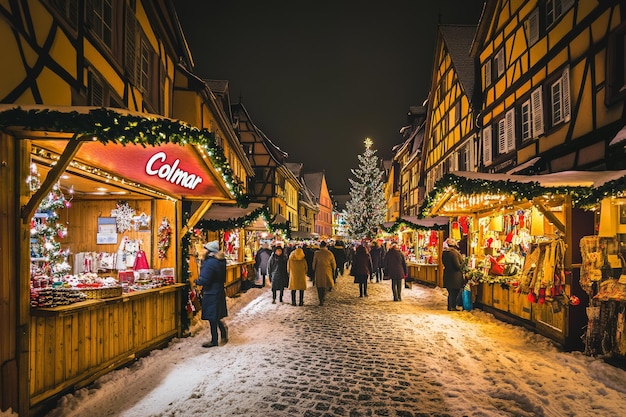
[471,0,626,174]
[231,102,301,232]
[0,1,252,414]
[422,25,481,194]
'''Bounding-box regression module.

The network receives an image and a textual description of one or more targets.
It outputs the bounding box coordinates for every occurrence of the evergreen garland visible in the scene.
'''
[194,205,291,238]
[418,172,626,217]
[379,217,448,234]
[0,107,249,206]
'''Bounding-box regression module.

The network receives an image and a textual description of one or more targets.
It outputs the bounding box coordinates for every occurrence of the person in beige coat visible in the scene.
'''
[288,246,308,306]
[312,241,336,306]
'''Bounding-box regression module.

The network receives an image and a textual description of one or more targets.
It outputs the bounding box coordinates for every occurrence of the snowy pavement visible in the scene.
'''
[39,272,626,417]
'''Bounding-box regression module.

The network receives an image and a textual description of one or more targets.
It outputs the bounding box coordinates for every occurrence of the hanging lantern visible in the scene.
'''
[530,206,544,237]
[597,198,616,237]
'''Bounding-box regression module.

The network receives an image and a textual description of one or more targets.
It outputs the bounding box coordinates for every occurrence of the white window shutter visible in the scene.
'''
[484,61,492,87]
[562,67,571,122]
[483,126,492,166]
[531,86,544,137]
[528,8,539,45]
[505,108,516,152]
[498,119,506,154]
[496,49,505,76]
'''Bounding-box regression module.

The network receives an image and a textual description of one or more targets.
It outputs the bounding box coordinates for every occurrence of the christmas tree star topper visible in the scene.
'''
[364,137,373,149]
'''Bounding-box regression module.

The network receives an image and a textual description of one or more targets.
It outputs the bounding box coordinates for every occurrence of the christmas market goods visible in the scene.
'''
[0,103,259,415]
[381,216,449,287]
[420,170,626,351]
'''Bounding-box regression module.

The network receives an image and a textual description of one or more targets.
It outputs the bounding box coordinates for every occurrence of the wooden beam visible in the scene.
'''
[20,137,84,222]
[532,198,565,233]
[181,200,213,235]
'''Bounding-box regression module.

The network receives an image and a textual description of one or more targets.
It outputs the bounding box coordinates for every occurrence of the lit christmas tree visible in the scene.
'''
[345,138,386,240]
[29,165,71,279]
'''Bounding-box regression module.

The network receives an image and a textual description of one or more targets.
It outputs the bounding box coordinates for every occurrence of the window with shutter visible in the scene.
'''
[505,108,515,152]
[483,126,492,165]
[527,8,539,46]
[551,79,563,124]
[561,67,571,122]
[547,0,575,27]
[531,86,544,137]
[484,60,492,87]
[495,48,505,77]
[521,99,532,141]
[88,71,104,106]
[497,119,506,154]
[88,0,113,49]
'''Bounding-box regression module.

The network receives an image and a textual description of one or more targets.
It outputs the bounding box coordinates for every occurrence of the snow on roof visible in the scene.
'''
[454,170,626,189]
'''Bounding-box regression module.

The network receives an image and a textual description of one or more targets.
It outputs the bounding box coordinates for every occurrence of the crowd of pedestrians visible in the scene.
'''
[251,239,411,305]
[195,237,460,348]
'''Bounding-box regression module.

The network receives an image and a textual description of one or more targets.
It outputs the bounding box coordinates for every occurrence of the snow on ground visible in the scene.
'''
[27,276,626,417]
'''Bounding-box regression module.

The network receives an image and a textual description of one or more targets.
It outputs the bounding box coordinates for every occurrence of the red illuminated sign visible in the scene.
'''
[77,142,225,198]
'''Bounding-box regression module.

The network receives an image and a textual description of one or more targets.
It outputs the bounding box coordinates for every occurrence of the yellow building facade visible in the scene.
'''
[422,25,480,194]
[472,0,625,173]
[0,1,252,415]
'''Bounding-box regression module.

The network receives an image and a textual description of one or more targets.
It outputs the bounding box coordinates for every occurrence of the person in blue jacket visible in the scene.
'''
[196,240,228,347]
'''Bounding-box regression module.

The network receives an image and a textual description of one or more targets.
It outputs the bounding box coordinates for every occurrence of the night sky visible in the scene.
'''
[175,1,486,195]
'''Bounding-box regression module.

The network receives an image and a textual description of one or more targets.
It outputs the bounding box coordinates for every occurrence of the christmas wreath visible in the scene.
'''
[158,218,172,259]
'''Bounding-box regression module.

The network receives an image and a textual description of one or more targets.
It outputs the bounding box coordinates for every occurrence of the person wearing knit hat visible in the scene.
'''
[196,240,228,347]
[445,238,458,248]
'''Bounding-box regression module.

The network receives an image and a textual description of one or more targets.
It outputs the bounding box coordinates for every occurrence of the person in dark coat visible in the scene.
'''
[330,240,347,278]
[442,238,465,311]
[352,245,372,297]
[303,244,316,281]
[254,243,272,287]
[346,243,355,270]
[268,245,289,303]
[383,242,407,302]
[195,240,228,348]
[369,241,383,282]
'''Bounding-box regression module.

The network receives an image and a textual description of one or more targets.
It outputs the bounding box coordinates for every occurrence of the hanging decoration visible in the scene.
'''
[158,218,172,260]
[115,201,135,233]
[26,162,41,191]
[0,107,250,206]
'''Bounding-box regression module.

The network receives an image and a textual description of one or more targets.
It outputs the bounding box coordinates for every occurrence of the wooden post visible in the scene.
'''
[18,139,32,416]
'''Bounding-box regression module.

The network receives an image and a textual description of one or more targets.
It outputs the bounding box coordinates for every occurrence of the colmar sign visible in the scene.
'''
[145,151,203,190]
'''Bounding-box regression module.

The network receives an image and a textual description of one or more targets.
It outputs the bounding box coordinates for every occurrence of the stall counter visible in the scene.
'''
[29,284,185,408]
[407,262,442,287]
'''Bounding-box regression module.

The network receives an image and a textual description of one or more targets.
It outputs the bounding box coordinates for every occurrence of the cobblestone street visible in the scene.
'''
[48,271,626,417]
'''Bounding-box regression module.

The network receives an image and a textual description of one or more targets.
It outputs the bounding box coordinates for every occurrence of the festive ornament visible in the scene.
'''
[158,218,172,260]
[115,201,135,233]
[569,295,580,306]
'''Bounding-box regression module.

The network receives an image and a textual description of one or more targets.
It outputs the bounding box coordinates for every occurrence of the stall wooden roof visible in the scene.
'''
[421,170,626,217]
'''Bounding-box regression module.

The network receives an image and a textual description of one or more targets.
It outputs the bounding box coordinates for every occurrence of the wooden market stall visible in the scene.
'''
[580,194,626,359]
[382,216,449,287]
[0,106,246,415]
[187,203,271,297]
[420,170,626,350]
